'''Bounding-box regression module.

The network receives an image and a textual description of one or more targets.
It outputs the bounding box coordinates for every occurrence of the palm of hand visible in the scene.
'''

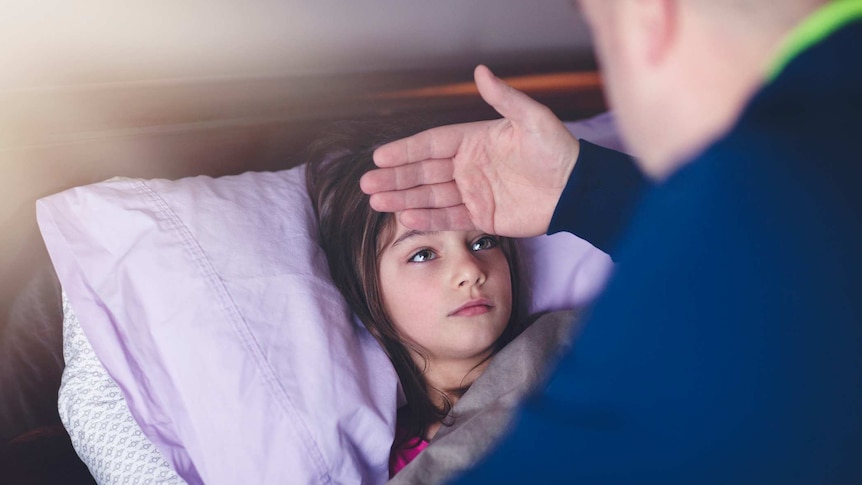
[451,117,578,237]
[364,65,580,238]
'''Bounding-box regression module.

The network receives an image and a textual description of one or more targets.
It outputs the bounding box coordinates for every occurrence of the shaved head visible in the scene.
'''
[684,0,828,32]
[575,0,828,178]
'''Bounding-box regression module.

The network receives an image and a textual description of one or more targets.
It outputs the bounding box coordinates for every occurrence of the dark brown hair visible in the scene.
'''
[305,119,527,447]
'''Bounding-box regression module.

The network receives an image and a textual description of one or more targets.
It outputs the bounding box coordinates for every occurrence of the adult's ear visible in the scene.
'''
[625,0,678,66]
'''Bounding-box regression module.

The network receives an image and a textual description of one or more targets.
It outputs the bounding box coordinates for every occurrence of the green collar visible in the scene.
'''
[768,0,862,81]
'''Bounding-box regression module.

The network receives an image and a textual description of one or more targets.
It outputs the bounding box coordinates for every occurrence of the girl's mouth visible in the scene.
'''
[449,299,493,317]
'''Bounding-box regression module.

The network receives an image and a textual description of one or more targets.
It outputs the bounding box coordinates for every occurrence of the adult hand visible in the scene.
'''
[360,65,581,238]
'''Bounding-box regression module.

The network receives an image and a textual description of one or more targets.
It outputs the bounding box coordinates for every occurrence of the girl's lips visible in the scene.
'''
[450,299,493,317]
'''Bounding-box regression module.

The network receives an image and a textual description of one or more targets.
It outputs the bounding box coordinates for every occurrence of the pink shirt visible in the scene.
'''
[389,432,429,477]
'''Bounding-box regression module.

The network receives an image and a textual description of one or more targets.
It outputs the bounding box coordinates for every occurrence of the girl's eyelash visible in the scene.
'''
[471,235,499,251]
[408,248,436,263]
[406,236,498,263]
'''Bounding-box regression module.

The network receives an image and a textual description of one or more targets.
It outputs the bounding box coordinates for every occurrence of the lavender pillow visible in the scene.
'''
[37,114,618,485]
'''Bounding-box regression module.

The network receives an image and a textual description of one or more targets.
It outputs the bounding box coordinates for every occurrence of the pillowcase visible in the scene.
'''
[37,113,619,485]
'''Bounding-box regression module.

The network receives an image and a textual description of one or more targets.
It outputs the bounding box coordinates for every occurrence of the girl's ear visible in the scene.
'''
[623,0,678,66]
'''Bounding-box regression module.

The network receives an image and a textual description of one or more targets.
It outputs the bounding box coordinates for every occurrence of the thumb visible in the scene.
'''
[474,64,548,125]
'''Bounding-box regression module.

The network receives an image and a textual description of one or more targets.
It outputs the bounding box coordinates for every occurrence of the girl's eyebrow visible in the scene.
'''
[391,230,439,248]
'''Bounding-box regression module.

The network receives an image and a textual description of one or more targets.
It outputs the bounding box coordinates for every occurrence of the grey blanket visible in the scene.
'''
[388,310,579,485]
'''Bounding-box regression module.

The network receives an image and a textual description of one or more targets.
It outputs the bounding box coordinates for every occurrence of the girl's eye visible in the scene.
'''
[408,249,437,263]
[471,236,498,252]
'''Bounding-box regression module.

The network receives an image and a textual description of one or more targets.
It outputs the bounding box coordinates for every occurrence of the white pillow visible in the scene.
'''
[59,291,186,484]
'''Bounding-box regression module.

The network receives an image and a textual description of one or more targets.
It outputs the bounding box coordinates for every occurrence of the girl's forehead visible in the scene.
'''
[376,216,494,256]
[388,229,483,250]
[389,217,481,240]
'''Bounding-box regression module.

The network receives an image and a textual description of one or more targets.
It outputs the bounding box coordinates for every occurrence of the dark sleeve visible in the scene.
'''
[547,140,650,259]
[448,131,862,483]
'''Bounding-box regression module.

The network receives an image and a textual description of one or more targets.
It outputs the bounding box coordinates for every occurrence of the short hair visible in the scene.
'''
[685,0,826,32]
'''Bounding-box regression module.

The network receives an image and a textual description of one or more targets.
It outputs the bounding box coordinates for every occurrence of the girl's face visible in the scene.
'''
[378,218,513,366]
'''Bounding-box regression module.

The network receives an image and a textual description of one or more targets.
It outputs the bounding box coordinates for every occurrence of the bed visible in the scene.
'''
[1,112,621,485]
[38,114,621,484]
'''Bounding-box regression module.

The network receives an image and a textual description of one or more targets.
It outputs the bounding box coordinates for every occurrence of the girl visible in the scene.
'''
[305,121,528,478]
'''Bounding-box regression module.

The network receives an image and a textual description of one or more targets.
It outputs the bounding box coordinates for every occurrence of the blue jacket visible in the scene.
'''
[452,20,862,484]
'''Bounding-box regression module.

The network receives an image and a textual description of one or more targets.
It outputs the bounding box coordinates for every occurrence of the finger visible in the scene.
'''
[368,181,463,212]
[373,124,469,168]
[359,158,454,194]
[398,206,477,232]
[474,64,551,126]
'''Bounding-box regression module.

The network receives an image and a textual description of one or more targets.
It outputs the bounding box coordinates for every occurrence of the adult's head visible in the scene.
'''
[576,0,827,178]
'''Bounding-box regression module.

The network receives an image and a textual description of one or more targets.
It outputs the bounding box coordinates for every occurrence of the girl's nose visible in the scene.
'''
[452,254,487,288]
